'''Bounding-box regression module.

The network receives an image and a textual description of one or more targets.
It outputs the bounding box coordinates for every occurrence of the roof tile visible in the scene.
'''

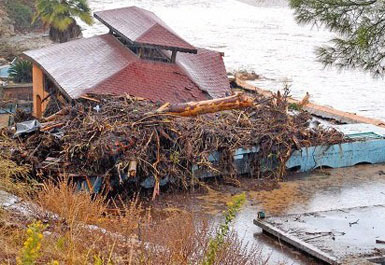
[23,7,231,103]
[94,6,196,52]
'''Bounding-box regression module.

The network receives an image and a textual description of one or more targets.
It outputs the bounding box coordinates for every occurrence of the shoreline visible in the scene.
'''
[236,78,385,127]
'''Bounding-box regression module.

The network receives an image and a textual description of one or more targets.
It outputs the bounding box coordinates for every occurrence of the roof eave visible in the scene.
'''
[23,52,74,101]
[133,41,197,54]
[94,13,198,54]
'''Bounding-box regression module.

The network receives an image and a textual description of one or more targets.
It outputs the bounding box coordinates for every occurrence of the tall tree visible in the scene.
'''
[290,0,385,76]
[33,0,93,43]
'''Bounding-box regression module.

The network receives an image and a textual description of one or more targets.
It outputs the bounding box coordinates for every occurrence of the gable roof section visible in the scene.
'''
[176,49,231,98]
[24,34,135,99]
[23,34,213,103]
[23,7,231,103]
[94,6,197,53]
[90,61,208,103]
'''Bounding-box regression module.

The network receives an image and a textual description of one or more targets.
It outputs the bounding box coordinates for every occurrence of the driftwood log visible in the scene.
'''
[153,93,255,117]
[44,109,69,122]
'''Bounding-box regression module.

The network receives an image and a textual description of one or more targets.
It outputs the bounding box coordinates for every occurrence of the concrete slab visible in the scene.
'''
[254,205,385,264]
[332,123,385,137]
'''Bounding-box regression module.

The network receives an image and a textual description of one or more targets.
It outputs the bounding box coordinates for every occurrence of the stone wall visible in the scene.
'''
[2,83,32,101]
[0,8,15,38]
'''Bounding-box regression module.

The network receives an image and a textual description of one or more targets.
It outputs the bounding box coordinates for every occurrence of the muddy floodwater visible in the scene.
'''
[152,164,385,264]
[83,0,385,121]
[242,164,385,263]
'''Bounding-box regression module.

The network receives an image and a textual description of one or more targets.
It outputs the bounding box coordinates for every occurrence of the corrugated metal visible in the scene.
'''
[94,6,197,53]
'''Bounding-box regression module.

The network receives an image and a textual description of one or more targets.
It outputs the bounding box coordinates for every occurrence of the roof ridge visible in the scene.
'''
[136,23,195,52]
[85,62,134,95]
[175,48,229,98]
[79,35,138,95]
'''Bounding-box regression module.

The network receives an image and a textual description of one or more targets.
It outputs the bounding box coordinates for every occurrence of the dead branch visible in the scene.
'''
[151,93,255,117]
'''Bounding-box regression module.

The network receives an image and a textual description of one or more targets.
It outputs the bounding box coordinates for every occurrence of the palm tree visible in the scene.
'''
[33,0,93,43]
[8,60,33,83]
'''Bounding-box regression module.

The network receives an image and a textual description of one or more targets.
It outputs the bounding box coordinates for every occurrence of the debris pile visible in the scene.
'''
[1,90,347,196]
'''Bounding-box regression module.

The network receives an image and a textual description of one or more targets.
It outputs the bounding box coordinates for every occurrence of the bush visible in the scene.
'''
[16,221,45,265]
[5,0,34,31]
[8,60,33,83]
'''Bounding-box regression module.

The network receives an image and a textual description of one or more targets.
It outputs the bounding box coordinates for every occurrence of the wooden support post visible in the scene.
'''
[171,50,177,63]
[138,47,144,58]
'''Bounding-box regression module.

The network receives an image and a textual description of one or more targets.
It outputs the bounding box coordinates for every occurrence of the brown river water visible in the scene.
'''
[151,164,385,264]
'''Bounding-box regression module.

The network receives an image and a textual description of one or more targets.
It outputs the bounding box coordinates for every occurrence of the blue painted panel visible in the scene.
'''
[75,133,385,192]
[286,139,385,172]
[0,65,10,78]
[194,134,385,178]
[346,132,383,140]
[75,176,103,193]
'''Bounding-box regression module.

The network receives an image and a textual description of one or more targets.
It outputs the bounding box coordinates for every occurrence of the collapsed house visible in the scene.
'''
[23,6,231,118]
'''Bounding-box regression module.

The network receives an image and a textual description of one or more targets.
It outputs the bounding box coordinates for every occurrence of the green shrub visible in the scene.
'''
[202,193,246,265]
[17,221,46,265]
[9,60,33,83]
[288,102,301,111]
[5,0,34,31]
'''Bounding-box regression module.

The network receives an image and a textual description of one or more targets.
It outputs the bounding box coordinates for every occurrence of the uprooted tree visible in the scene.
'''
[33,0,93,43]
[290,0,385,76]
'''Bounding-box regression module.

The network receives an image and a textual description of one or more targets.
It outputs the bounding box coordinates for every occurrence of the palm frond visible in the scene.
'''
[34,0,93,36]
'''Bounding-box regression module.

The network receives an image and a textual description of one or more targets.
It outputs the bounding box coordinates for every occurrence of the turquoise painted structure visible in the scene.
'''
[286,132,385,172]
[75,132,385,192]
[192,132,385,178]
[0,65,10,79]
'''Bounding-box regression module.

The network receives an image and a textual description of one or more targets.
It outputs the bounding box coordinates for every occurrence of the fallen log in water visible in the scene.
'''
[152,93,255,117]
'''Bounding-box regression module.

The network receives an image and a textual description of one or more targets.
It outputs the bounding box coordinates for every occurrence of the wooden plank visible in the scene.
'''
[171,50,177,63]
[2,83,32,89]
[253,219,339,265]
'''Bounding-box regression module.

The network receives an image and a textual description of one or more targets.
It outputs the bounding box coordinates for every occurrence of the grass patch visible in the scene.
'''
[0,180,269,264]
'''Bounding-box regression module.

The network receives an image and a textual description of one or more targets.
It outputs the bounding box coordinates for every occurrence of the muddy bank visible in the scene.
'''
[0,33,52,61]
[0,1,52,61]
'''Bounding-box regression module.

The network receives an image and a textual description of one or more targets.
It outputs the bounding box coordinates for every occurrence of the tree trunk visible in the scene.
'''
[49,20,82,43]
[153,93,255,117]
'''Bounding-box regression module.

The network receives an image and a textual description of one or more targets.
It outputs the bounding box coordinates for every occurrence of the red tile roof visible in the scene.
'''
[24,34,230,103]
[24,34,136,99]
[176,49,231,98]
[94,6,197,53]
[90,60,208,103]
